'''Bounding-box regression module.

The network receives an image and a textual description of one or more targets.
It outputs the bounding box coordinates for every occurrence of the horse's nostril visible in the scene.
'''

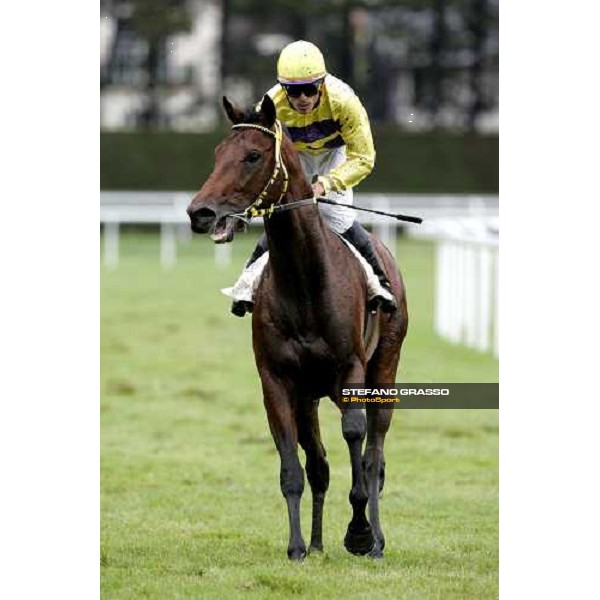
[191,207,217,220]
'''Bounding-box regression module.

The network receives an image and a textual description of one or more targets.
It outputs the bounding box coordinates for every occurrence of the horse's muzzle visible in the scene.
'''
[188,206,217,234]
[188,205,241,243]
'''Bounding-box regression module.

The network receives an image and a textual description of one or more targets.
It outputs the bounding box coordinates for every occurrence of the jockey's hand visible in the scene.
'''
[312,181,325,198]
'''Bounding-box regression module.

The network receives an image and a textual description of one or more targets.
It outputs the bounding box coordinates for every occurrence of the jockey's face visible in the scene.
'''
[284,82,322,114]
[288,93,319,114]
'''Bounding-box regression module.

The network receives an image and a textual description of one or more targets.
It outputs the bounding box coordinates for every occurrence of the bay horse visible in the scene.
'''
[187,95,408,560]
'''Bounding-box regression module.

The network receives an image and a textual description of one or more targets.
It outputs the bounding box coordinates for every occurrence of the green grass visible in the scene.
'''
[101,232,498,599]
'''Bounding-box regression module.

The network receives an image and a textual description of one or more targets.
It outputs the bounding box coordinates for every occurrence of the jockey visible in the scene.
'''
[230,40,397,317]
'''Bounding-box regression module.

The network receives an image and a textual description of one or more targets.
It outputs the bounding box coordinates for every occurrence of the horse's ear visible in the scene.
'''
[222,96,244,124]
[260,94,276,128]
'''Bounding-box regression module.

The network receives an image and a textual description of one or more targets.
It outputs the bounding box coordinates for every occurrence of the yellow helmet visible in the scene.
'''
[277,40,327,85]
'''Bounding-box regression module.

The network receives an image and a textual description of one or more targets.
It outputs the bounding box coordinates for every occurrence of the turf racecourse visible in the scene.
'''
[101,231,498,599]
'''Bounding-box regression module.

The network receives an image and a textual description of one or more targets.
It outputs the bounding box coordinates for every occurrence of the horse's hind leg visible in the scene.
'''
[262,376,306,560]
[297,399,330,552]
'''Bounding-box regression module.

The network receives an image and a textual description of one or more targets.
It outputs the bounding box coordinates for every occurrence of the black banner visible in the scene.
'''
[339,383,499,409]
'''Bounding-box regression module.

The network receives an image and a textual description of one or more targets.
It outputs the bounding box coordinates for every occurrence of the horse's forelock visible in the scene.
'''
[242,108,263,124]
[239,106,289,134]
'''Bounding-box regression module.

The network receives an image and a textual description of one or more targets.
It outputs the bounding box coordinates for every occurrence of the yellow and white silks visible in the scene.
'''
[266,74,376,234]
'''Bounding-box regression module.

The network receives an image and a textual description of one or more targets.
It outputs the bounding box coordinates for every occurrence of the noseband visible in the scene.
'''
[231,120,289,219]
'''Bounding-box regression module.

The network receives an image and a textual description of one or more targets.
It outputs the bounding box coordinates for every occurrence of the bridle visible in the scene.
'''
[230,120,292,221]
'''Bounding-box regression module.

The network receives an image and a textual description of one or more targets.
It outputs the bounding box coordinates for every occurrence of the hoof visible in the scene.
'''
[368,546,384,559]
[308,543,323,554]
[287,546,307,561]
[344,522,375,555]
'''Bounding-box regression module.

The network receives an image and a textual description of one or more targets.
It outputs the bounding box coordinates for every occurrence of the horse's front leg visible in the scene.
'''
[262,374,306,560]
[297,398,330,553]
[363,340,401,558]
[336,361,374,555]
[364,405,393,558]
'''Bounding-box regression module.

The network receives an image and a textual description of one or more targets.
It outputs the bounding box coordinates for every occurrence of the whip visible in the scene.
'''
[316,197,423,224]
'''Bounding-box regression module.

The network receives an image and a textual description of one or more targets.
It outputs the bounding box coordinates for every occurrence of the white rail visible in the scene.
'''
[101,193,191,268]
[100,191,498,268]
[434,232,499,357]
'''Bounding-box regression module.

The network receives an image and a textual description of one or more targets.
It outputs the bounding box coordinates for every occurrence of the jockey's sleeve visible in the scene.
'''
[317,95,376,195]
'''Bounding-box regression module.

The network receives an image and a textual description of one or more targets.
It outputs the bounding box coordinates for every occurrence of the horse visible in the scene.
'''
[187,94,408,560]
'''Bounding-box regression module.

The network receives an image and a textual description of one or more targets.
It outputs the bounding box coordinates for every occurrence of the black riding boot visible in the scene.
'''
[341,222,397,313]
[231,233,268,317]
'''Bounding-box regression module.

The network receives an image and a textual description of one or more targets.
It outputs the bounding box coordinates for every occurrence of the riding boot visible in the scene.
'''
[341,222,397,313]
[231,233,268,317]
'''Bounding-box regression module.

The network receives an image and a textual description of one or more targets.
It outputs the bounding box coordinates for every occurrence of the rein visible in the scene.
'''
[233,198,317,222]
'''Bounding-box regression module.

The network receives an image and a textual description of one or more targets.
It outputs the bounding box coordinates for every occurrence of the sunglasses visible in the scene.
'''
[283,82,322,98]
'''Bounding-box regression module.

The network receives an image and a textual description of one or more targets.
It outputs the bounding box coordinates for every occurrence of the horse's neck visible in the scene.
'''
[265,201,331,277]
[263,146,334,306]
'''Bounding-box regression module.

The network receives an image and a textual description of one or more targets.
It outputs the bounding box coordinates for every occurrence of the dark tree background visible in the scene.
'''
[101,0,498,131]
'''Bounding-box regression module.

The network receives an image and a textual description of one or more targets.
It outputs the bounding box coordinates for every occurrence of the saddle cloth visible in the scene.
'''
[221,237,385,304]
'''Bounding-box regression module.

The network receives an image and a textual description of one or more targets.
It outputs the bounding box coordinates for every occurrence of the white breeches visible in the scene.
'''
[298,147,356,234]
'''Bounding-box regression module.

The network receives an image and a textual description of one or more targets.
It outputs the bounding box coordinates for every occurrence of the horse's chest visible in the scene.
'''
[269,334,346,378]
[296,337,336,364]
[256,312,356,386]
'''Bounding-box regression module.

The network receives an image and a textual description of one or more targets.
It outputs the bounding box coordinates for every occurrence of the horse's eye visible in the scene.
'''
[244,151,261,163]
